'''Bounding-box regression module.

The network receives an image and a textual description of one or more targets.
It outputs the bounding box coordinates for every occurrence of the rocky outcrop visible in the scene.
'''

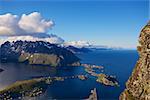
[96,74,119,86]
[82,64,119,86]
[0,41,80,66]
[86,88,98,100]
[120,21,150,100]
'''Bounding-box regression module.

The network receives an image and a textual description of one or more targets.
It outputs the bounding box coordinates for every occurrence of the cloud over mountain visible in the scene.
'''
[0,12,54,36]
[0,34,64,45]
[0,12,61,45]
[64,40,92,48]
[0,12,91,48]
[0,13,22,36]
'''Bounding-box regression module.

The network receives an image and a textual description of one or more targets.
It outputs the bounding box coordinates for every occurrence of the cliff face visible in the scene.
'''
[120,21,150,100]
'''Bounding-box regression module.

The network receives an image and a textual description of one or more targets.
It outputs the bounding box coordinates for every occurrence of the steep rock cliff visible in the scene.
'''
[120,21,150,100]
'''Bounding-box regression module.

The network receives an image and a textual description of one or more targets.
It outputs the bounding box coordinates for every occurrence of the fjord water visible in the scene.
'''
[0,50,138,100]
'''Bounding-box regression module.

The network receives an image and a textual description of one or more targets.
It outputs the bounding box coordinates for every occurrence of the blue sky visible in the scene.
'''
[0,0,149,49]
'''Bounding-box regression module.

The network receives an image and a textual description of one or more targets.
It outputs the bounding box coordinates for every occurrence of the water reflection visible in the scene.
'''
[0,63,84,90]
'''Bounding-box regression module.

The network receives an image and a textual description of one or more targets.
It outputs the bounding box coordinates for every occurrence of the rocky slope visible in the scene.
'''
[120,21,150,100]
[0,41,80,66]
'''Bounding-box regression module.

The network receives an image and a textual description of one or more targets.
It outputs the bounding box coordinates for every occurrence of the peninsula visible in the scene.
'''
[0,75,87,99]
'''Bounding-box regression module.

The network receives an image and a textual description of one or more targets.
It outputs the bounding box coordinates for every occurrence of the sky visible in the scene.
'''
[0,0,149,49]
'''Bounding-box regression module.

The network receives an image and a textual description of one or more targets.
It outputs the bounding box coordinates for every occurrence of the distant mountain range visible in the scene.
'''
[0,39,124,68]
[63,40,123,51]
[0,33,124,52]
[66,46,91,53]
[0,41,80,66]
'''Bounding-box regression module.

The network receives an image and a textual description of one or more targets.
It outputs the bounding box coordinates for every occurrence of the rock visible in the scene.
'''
[86,88,98,100]
[96,74,119,86]
[82,63,118,86]
[78,75,88,80]
[120,21,150,100]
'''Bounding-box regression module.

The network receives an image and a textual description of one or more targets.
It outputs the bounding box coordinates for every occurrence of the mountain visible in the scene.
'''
[64,40,123,52]
[120,21,150,99]
[66,46,91,53]
[63,41,118,53]
[0,34,65,46]
[64,41,91,48]
[0,41,80,67]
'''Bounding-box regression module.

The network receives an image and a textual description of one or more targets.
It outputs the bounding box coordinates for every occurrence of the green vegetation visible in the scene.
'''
[0,78,47,99]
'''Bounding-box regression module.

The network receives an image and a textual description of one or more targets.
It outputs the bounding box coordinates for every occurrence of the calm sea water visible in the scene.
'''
[0,50,138,100]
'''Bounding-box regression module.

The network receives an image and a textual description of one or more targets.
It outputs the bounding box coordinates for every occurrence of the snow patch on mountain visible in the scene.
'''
[64,41,92,48]
[0,34,64,45]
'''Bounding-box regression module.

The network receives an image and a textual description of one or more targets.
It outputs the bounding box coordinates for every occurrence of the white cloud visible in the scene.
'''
[0,34,64,45]
[0,13,23,35]
[64,40,92,48]
[0,12,54,36]
[18,12,53,33]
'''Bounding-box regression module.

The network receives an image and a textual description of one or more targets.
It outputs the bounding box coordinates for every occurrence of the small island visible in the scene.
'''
[96,74,119,86]
[81,63,104,70]
[82,63,119,86]
[86,88,98,100]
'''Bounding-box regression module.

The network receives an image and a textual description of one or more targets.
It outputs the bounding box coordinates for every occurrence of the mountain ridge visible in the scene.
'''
[0,40,80,67]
